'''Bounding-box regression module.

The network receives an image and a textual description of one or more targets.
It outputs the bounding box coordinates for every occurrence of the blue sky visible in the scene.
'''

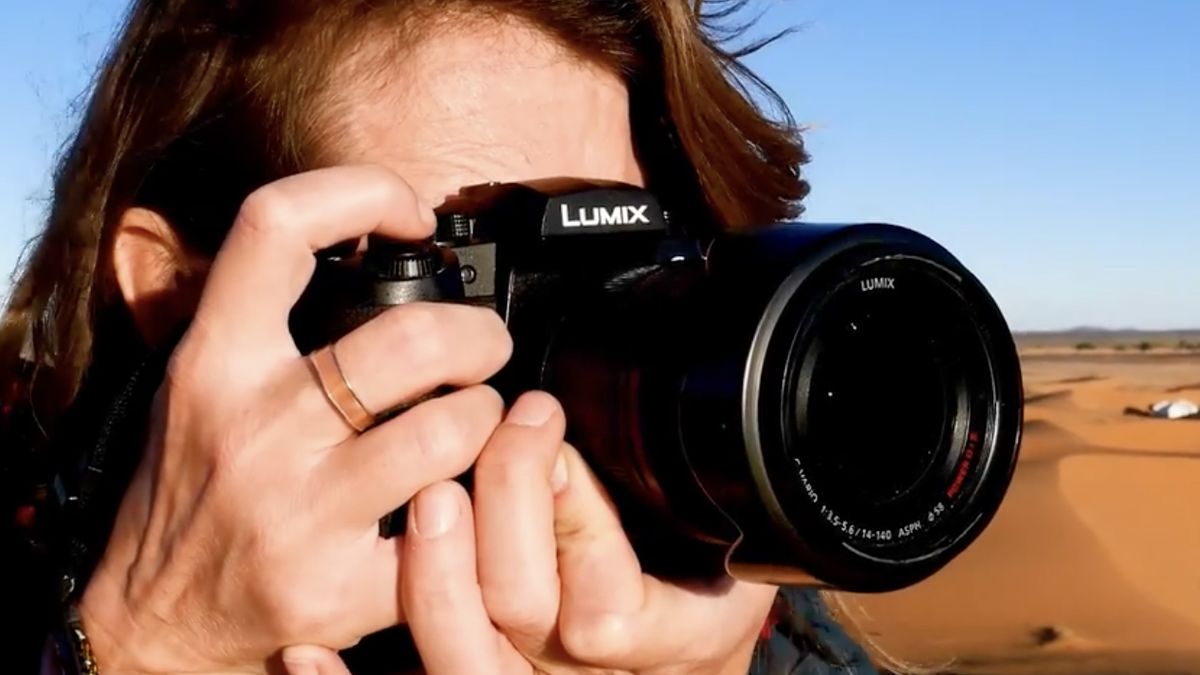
[2,1,1197,330]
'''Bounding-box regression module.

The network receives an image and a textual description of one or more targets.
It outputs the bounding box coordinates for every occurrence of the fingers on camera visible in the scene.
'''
[332,301,512,418]
[403,481,509,675]
[193,165,433,348]
[324,384,504,526]
[474,392,567,642]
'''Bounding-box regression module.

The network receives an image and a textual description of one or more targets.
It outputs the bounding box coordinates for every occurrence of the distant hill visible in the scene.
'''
[1014,328,1200,350]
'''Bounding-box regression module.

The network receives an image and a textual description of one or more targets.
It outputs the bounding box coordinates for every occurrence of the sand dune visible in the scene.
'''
[825,354,1200,674]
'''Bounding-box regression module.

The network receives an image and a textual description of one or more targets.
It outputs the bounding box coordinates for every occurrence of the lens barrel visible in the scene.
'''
[547,223,1022,591]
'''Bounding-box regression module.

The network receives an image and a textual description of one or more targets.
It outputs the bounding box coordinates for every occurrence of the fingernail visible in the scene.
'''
[412,487,460,539]
[551,452,569,494]
[507,392,557,427]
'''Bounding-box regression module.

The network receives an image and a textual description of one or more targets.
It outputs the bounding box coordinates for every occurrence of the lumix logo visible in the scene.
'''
[560,204,651,228]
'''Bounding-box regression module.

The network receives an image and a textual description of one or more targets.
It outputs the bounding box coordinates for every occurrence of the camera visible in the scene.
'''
[291,178,1023,593]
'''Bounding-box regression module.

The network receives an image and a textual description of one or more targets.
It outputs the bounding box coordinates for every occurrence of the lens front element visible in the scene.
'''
[738,231,1022,590]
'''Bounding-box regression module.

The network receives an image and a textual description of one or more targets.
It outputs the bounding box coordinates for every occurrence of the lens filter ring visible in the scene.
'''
[741,225,1022,591]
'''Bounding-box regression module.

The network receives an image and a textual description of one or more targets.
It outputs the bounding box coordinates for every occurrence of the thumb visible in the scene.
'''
[552,444,770,670]
[280,645,352,675]
[552,443,648,654]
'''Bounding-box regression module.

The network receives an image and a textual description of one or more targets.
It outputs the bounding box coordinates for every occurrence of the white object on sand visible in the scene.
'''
[1150,399,1199,420]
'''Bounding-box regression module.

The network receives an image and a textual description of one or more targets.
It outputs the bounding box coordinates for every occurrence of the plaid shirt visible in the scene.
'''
[751,588,879,675]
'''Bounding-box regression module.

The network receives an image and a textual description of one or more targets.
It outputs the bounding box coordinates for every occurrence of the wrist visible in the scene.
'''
[73,595,135,675]
[75,581,157,675]
[77,581,251,675]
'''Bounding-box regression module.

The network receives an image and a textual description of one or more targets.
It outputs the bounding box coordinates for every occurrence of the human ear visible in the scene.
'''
[111,207,208,347]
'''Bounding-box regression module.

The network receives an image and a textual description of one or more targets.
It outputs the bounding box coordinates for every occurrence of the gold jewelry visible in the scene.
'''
[51,602,100,675]
[307,344,375,432]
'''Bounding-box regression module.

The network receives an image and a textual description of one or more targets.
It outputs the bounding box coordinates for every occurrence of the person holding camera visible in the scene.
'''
[0,1,842,673]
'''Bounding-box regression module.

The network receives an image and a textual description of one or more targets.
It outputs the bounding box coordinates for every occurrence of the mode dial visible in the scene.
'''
[364,240,443,281]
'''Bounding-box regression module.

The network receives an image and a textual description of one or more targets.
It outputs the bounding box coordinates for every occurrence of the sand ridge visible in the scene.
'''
[824,353,1200,674]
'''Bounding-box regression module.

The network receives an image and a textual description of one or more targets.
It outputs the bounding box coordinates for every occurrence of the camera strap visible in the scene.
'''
[49,343,172,604]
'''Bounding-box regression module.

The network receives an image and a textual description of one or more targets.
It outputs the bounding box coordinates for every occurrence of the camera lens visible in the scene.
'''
[530,222,1022,592]
[770,253,1000,564]
[795,280,953,514]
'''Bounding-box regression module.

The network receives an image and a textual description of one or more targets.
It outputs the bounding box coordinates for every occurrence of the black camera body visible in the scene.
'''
[292,179,1023,593]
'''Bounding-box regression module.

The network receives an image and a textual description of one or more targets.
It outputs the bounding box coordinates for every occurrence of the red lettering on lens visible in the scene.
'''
[946,432,980,498]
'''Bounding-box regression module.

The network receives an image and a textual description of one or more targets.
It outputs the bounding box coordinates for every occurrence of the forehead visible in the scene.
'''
[329,15,644,208]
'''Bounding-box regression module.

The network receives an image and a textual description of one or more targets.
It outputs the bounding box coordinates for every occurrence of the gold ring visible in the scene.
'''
[307,344,375,432]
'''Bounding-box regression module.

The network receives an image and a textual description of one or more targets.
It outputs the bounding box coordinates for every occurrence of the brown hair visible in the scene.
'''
[0,0,809,434]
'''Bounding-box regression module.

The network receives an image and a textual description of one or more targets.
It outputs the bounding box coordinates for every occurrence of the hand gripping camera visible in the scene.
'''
[291,179,1023,593]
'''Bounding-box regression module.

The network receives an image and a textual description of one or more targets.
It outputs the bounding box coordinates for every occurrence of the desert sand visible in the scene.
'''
[825,352,1200,674]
